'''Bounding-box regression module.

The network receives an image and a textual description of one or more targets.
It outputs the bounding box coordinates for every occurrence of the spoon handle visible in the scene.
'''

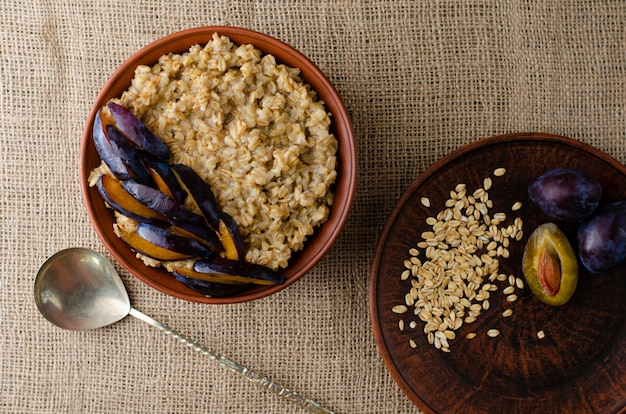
[128,307,334,414]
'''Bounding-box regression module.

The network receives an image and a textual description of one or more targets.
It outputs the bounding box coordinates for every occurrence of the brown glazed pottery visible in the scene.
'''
[80,27,357,304]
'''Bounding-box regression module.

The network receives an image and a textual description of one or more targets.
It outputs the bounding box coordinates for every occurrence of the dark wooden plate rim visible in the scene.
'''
[369,132,626,413]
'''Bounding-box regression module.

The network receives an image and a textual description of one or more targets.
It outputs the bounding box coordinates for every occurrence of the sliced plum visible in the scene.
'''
[92,110,132,181]
[107,102,170,159]
[218,212,246,260]
[193,257,286,285]
[135,222,215,258]
[172,269,253,297]
[171,163,221,230]
[143,157,187,204]
[105,124,155,186]
[96,174,165,223]
[118,227,193,261]
[122,180,223,252]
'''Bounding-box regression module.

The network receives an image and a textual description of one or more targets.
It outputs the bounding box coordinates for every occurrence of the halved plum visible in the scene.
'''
[193,257,286,285]
[92,110,132,181]
[171,163,221,230]
[96,174,166,223]
[122,180,223,252]
[522,223,578,306]
[107,102,170,160]
[172,269,253,297]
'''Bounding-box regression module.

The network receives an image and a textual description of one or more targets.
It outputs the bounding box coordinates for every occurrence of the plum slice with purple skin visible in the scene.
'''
[135,222,215,259]
[105,124,155,187]
[96,174,166,223]
[170,163,246,259]
[122,180,223,253]
[218,212,246,260]
[118,223,213,261]
[107,102,170,160]
[193,257,286,285]
[143,157,187,204]
[172,268,253,297]
[118,227,192,261]
[171,163,221,230]
[92,110,132,181]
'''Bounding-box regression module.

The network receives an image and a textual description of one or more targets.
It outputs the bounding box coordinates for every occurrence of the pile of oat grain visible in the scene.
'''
[393,168,525,352]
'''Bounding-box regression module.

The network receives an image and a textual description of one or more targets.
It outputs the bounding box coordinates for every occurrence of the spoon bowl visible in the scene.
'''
[34,248,130,330]
[34,247,334,413]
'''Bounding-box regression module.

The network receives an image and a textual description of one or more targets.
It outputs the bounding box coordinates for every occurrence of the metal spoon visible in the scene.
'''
[34,247,333,414]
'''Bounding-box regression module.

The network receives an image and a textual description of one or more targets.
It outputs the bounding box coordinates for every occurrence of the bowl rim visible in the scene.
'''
[79,26,357,304]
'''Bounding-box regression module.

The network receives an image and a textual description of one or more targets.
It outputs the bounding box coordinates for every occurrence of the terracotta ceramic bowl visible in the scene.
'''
[80,27,357,304]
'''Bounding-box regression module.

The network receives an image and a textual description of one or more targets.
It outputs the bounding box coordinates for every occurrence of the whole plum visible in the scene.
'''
[578,200,626,273]
[528,168,602,221]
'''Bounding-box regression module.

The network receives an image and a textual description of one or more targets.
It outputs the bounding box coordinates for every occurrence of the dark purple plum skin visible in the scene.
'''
[107,102,170,160]
[578,200,626,273]
[219,212,246,259]
[171,163,221,230]
[105,125,155,187]
[92,111,132,181]
[96,175,162,224]
[123,180,223,252]
[135,222,215,258]
[528,168,602,221]
[172,271,252,297]
[143,157,187,204]
[193,257,286,285]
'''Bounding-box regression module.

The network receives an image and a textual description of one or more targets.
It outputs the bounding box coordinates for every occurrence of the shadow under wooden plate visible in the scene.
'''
[370,133,626,413]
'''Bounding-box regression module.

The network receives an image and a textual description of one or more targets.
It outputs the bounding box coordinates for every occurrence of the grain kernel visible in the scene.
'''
[487,329,500,337]
[392,305,408,314]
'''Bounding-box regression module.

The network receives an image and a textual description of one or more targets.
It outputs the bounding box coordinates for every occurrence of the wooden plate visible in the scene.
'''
[370,133,626,413]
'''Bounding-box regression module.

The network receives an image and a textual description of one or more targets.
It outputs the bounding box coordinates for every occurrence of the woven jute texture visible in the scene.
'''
[1,1,624,413]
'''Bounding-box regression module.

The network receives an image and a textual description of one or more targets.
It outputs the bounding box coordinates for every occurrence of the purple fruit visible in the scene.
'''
[578,200,626,273]
[218,212,246,260]
[193,257,286,285]
[135,222,215,258]
[172,270,252,297]
[143,157,187,204]
[92,110,132,181]
[96,174,165,223]
[528,168,602,221]
[107,102,170,159]
[105,125,155,186]
[123,180,223,252]
[171,163,221,230]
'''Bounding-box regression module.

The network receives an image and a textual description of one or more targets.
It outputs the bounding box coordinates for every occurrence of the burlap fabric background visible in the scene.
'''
[1,1,624,413]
